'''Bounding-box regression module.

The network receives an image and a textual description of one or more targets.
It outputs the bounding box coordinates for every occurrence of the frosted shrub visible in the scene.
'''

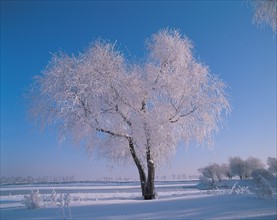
[75,193,84,202]
[51,188,58,204]
[56,193,71,207]
[251,168,274,181]
[22,190,43,209]
[231,186,251,195]
[224,181,251,195]
[64,193,71,206]
[253,175,273,199]
[57,193,72,220]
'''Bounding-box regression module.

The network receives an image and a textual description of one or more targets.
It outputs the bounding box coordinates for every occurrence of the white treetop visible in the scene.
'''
[29,29,230,171]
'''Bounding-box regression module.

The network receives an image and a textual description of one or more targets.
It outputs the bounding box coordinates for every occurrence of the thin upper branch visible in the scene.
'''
[96,128,129,139]
[115,105,132,127]
[169,105,198,123]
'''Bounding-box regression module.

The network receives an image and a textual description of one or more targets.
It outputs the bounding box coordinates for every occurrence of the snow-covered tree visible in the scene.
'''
[267,157,277,175]
[221,163,232,180]
[198,163,223,183]
[213,163,224,182]
[28,29,230,200]
[244,157,264,178]
[229,156,264,179]
[198,165,216,184]
[251,0,277,34]
[251,168,275,181]
[229,157,247,179]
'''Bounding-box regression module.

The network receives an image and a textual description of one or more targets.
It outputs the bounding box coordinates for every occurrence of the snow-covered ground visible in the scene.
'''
[1,180,276,219]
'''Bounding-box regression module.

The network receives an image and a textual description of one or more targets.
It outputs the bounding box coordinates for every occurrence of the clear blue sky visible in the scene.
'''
[1,1,276,180]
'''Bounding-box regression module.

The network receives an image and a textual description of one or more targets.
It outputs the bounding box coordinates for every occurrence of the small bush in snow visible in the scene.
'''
[22,190,43,209]
[231,186,251,195]
[56,193,72,220]
[252,175,273,199]
[56,193,71,207]
[50,188,58,204]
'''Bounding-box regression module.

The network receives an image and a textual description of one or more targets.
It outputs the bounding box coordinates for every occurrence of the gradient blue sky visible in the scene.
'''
[1,1,276,180]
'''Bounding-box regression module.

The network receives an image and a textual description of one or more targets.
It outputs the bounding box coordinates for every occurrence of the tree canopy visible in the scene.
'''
[28,29,230,199]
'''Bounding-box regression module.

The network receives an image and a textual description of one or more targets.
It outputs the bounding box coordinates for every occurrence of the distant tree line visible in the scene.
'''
[102,174,198,182]
[198,156,277,183]
[0,176,75,185]
[154,174,198,181]
[1,173,199,185]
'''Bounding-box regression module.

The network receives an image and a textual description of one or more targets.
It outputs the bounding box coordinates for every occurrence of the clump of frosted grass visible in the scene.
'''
[56,193,72,220]
[22,189,43,209]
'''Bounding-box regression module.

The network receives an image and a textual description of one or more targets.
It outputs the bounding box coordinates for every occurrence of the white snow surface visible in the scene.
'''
[1,181,276,219]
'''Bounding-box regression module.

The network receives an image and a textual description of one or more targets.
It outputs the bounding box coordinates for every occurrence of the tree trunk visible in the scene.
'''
[211,177,214,184]
[144,159,155,200]
[128,138,147,197]
[144,142,156,200]
[128,137,156,200]
[140,103,155,200]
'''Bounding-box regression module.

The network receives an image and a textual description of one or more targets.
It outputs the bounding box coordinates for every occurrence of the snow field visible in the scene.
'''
[1,181,276,219]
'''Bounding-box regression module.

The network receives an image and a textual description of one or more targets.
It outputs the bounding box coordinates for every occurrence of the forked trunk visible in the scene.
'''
[128,137,156,200]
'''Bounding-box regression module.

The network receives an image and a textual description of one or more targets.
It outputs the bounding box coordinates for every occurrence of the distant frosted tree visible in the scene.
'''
[221,163,232,180]
[198,163,223,183]
[229,157,246,179]
[28,29,230,200]
[244,157,264,178]
[198,165,216,184]
[251,0,277,34]
[267,157,277,175]
[229,156,263,179]
[251,168,274,181]
[213,163,224,182]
